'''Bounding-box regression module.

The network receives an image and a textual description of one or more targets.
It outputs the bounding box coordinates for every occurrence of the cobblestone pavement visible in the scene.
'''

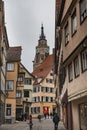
[0,118,67,130]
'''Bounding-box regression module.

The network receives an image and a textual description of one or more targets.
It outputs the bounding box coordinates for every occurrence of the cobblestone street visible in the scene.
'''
[0,118,67,130]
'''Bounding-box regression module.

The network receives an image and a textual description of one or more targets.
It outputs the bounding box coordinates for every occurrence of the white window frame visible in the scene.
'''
[16,91,22,98]
[72,10,77,35]
[65,22,69,45]
[18,74,24,82]
[74,56,80,77]
[6,81,14,91]
[43,96,46,102]
[24,78,32,85]
[81,49,87,71]
[68,63,73,81]
[7,63,14,71]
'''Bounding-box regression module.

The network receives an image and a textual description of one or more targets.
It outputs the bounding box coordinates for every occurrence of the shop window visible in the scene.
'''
[43,107,49,114]
[79,103,87,130]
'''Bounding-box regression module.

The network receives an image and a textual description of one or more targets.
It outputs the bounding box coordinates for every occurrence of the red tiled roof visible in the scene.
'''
[7,46,22,62]
[32,54,54,81]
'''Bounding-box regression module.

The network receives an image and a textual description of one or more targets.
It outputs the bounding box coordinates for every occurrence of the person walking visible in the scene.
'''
[50,112,53,119]
[29,114,32,121]
[47,112,49,119]
[38,115,41,122]
[53,113,60,130]
[29,114,33,130]
[44,113,46,119]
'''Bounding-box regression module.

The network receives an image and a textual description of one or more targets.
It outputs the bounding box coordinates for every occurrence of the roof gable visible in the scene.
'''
[20,63,34,78]
[32,54,54,84]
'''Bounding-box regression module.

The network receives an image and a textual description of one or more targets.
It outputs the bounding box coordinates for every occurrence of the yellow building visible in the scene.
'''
[32,54,56,118]
[16,63,34,120]
[0,0,9,124]
[5,46,22,123]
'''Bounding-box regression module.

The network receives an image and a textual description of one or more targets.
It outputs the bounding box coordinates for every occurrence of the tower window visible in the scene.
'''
[41,55,44,60]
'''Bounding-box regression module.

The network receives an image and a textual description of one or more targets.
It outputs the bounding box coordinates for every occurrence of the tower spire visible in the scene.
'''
[39,24,46,40]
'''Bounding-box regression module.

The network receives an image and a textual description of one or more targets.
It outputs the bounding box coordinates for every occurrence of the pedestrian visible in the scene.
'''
[44,113,46,119]
[38,115,41,122]
[47,112,49,119]
[29,114,32,122]
[50,112,53,119]
[29,114,33,130]
[24,113,27,121]
[21,114,24,121]
[29,120,33,130]
[53,113,60,130]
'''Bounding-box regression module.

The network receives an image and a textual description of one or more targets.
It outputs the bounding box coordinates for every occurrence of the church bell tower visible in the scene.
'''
[33,24,49,70]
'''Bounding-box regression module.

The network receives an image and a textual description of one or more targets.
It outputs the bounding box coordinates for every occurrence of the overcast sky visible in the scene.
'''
[4,0,55,72]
